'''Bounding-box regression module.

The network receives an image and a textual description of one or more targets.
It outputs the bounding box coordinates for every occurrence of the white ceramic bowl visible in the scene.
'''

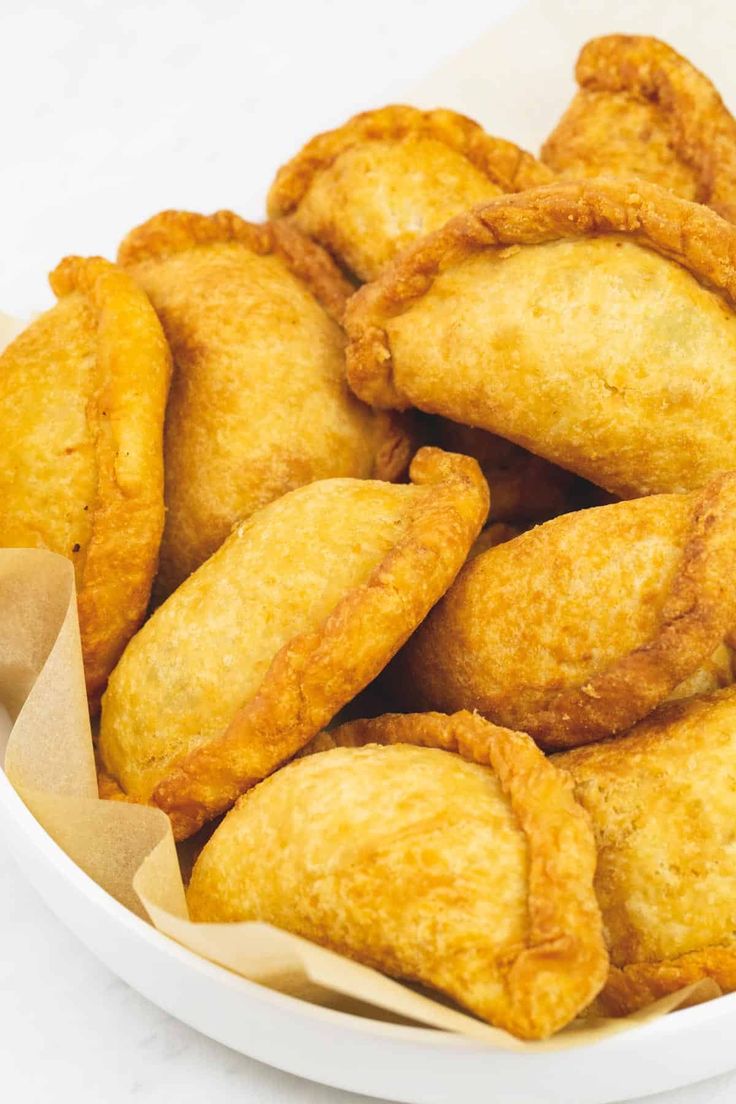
[2,766,736,1104]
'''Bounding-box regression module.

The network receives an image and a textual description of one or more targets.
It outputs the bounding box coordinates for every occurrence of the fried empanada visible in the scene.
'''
[118,211,411,598]
[346,179,736,498]
[98,448,489,839]
[391,474,736,748]
[0,256,171,707]
[267,105,553,282]
[188,710,607,1039]
[557,686,736,1014]
[541,35,736,221]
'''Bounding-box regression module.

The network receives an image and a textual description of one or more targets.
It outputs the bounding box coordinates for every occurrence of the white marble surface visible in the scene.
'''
[3,1,736,1101]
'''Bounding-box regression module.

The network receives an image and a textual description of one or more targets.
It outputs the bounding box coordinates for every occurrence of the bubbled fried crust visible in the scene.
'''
[267,105,553,220]
[152,449,489,840]
[302,711,607,1040]
[49,257,171,709]
[395,472,736,748]
[117,208,353,323]
[344,177,736,410]
[542,35,736,221]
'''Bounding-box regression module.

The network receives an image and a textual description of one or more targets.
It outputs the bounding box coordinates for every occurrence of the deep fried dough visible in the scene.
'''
[98,448,489,839]
[0,256,171,707]
[346,179,736,498]
[188,710,607,1040]
[542,36,736,221]
[268,105,553,282]
[391,475,736,748]
[118,210,411,598]
[428,417,609,522]
[557,686,736,1014]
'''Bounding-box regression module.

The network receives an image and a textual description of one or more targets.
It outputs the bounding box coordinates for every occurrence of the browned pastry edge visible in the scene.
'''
[302,710,608,1040]
[267,104,554,220]
[597,948,733,1016]
[343,177,736,409]
[117,209,354,323]
[151,448,490,840]
[49,256,171,711]
[542,34,736,221]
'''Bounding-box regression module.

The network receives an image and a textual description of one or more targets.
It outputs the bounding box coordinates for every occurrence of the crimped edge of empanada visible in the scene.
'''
[302,710,608,1040]
[541,35,736,221]
[344,177,736,409]
[596,950,732,1017]
[117,208,353,323]
[267,104,553,221]
[49,256,171,710]
[522,472,736,747]
[150,448,489,840]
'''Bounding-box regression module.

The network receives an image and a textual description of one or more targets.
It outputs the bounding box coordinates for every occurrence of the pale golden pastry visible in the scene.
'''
[542,35,736,221]
[391,474,736,748]
[98,448,489,839]
[0,256,171,707]
[429,417,610,522]
[346,179,736,499]
[557,686,736,1014]
[118,210,411,598]
[268,105,553,282]
[189,710,607,1040]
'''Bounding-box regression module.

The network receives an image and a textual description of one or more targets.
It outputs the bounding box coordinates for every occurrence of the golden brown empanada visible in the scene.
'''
[0,256,171,707]
[542,35,736,221]
[268,105,553,282]
[118,210,411,598]
[346,179,736,499]
[98,448,489,839]
[390,474,736,748]
[557,686,736,1014]
[188,710,608,1040]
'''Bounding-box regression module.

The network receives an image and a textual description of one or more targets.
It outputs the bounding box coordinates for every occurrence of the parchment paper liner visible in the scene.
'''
[0,547,718,1050]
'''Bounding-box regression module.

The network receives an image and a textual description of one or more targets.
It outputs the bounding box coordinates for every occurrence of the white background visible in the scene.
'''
[3,1,736,1101]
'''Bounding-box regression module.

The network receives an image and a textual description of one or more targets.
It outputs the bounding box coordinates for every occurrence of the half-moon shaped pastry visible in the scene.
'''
[541,35,736,221]
[268,105,553,282]
[98,448,489,839]
[557,686,736,1014]
[346,179,736,499]
[118,210,411,598]
[0,256,171,707]
[390,474,736,747]
[188,710,607,1040]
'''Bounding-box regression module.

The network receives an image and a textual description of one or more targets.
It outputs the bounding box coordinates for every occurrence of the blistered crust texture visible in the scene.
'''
[557,687,736,1014]
[345,178,736,498]
[268,105,553,281]
[189,711,607,1040]
[98,448,489,838]
[119,210,411,595]
[392,475,736,747]
[542,35,736,221]
[0,256,170,707]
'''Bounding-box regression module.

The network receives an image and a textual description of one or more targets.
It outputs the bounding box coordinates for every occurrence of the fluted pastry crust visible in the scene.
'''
[190,710,607,1039]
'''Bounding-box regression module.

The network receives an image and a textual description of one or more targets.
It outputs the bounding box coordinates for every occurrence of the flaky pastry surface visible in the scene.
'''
[268,105,553,281]
[542,35,736,221]
[119,210,410,596]
[392,474,736,747]
[557,686,736,1014]
[98,448,489,839]
[346,178,736,498]
[189,710,607,1040]
[0,256,170,707]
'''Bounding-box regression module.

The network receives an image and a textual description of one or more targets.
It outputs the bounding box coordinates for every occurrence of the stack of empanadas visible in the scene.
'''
[5,30,736,1041]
